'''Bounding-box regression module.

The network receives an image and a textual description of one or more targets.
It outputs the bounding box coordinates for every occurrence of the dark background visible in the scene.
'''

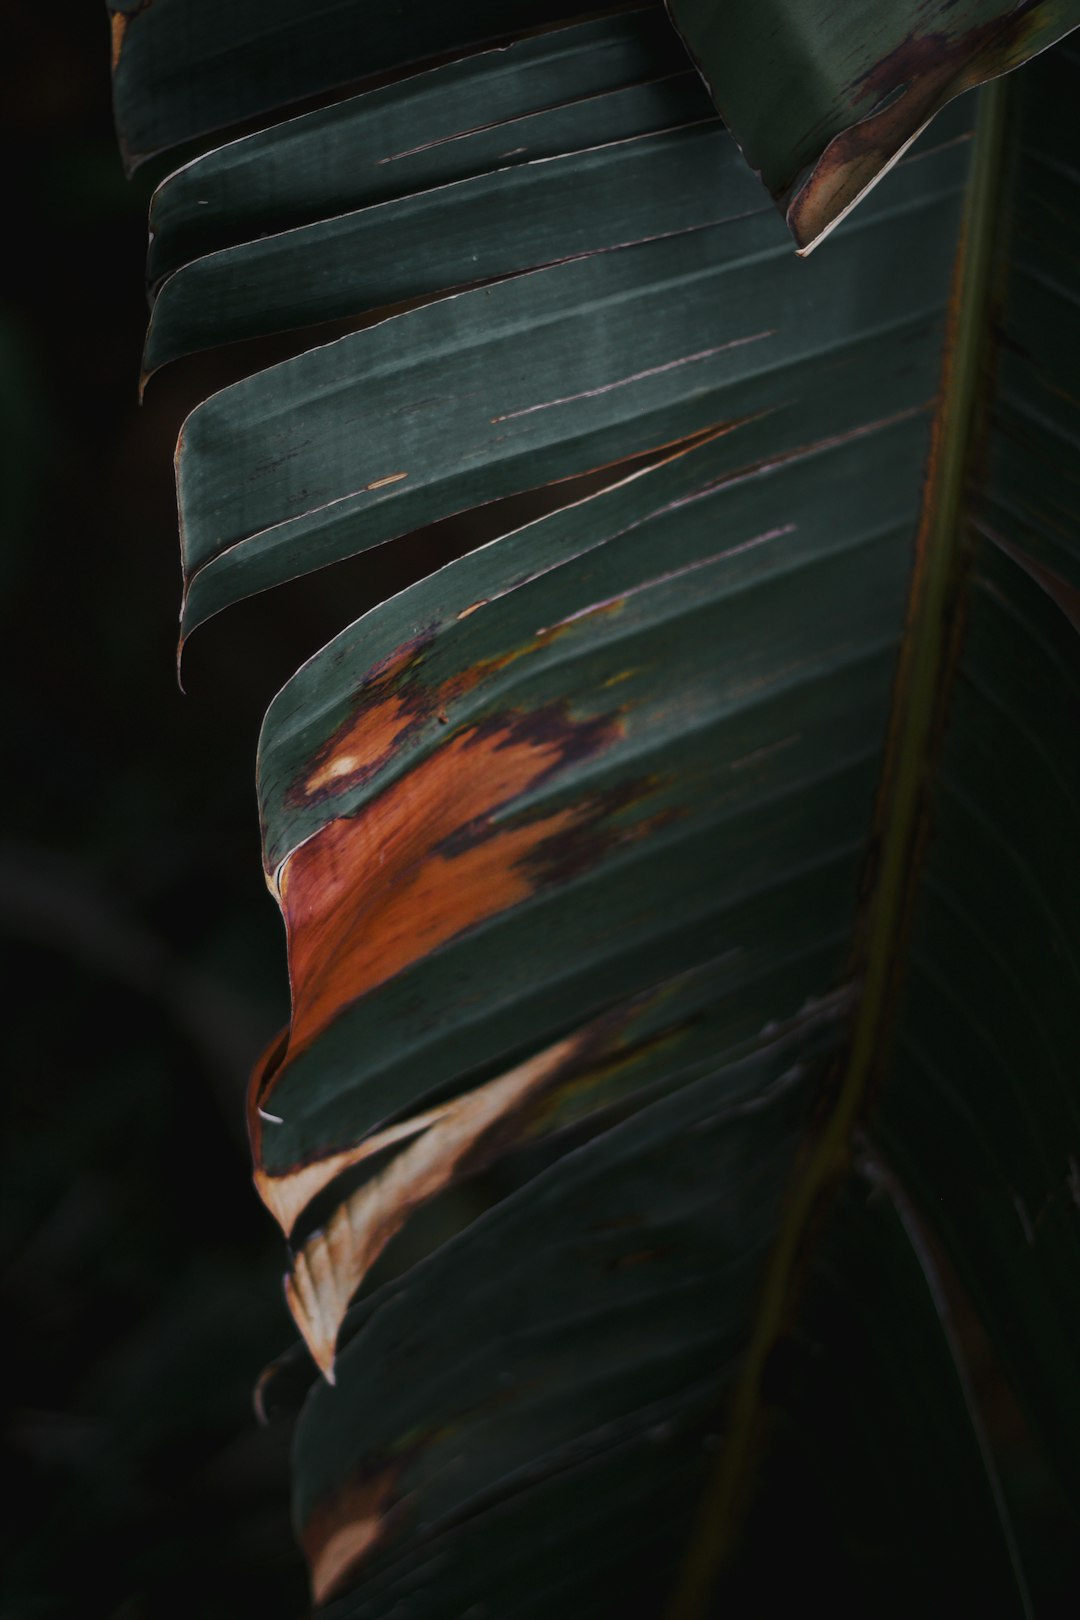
[0,7,391,1615]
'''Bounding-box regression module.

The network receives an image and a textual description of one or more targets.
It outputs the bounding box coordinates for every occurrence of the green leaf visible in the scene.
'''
[666,0,1080,250]
[294,1166,1032,1618]
[109,0,585,169]
[172,104,972,639]
[144,11,697,285]
[291,1019,836,1609]
[146,105,727,378]
[865,36,1080,1516]
[124,8,1080,1615]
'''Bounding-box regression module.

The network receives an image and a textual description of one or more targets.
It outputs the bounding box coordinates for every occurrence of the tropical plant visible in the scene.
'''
[109,1,1080,1613]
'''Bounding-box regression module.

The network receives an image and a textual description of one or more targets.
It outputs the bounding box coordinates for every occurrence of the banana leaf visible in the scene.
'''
[117,5,1080,1613]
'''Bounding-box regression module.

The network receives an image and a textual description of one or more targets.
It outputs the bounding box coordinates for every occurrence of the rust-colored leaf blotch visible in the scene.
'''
[261,694,642,1146]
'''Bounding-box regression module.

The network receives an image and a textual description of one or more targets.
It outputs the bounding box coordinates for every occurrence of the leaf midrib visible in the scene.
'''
[664,75,1013,1620]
